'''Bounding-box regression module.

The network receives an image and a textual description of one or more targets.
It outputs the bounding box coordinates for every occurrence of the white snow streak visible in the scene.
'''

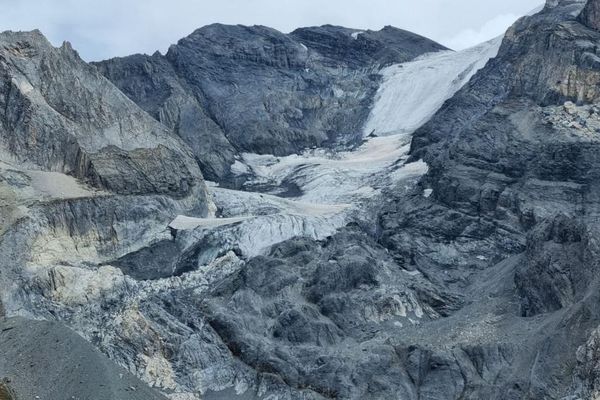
[169,215,251,231]
[363,36,502,137]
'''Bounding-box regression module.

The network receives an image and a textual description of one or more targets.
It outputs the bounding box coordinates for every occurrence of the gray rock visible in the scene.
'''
[0,30,209,206]
[580,0,600,30]
[373,1,600,398]
[515,215,594,317]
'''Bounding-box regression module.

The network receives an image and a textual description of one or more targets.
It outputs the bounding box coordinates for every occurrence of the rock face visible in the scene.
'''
[0,31,209,202]
[95,24,446,182]
[373,0,600,397]
[0,29,213,400]
[580,0,600,30]
[196,228,459,399]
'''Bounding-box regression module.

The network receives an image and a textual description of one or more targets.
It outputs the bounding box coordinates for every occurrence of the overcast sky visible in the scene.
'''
[0,0,543,61]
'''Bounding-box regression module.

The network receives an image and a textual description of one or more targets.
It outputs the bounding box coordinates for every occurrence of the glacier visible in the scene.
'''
[168,37,504,261]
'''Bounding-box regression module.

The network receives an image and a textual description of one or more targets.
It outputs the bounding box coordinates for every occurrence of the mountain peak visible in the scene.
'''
[0,29,53,57]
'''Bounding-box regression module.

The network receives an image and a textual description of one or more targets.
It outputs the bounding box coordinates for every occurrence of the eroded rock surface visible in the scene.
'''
[580,0,600,30]
[0,31,208,201]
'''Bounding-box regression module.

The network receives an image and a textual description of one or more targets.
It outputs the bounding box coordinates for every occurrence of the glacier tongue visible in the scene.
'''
[363,36,503,137]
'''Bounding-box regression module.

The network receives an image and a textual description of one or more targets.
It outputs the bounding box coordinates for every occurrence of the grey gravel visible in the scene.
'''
[0,317,167,400]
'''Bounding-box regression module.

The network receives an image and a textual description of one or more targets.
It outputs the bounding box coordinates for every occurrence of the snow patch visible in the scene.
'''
[351,31,365,40]
[13,78,34,95]
[240,133,413,204]
[173,36,503,261]
[28,170,97,199]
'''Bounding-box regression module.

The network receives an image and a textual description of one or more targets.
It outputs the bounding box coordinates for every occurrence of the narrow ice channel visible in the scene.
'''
[363,36,503,136]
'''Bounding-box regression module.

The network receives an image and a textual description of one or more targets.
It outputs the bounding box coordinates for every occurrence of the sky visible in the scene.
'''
[0,0,544,61]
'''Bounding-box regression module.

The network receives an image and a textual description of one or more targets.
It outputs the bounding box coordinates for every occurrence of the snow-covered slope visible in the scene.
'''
[363,36,503,136]
[222,38,504,212]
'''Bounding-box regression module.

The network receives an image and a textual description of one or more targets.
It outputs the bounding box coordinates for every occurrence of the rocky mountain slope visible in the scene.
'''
[5,1,600,399]
[0,26,212,399]
[94,24,446,183]
[0,30,209,201]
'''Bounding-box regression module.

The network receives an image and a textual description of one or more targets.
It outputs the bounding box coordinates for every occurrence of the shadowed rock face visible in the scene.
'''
[369,1,600,397]
[95,24,447,183]
[516,215,588,317]
[580,0,600,30]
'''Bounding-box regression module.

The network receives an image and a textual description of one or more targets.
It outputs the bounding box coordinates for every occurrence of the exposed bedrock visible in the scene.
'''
[516,215,600,317]
[580,0,600,30]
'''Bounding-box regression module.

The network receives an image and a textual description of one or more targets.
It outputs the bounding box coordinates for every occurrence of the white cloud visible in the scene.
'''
[443,13,523,50]
[0,0,543,60]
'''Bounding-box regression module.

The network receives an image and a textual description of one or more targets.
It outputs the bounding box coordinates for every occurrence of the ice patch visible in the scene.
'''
[230,160,250,175]
[169,215,250,231]
[174,36,502,260]
[240,133,414,204]
[351,31,365,40]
